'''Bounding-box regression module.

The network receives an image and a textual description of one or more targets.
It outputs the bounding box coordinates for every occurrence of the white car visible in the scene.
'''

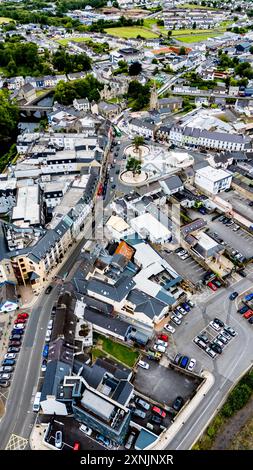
[55,431,62,449]
[137,360,150,370]
[47,320,53,330]
[187,358,196,372]
[178,250,187,257]
[174,310,183,320]
[79,424,92,436]
[41,363,47,372]
[4,353,16,359]
[45,330,51,342]
[209,321,220,332]
[154,344,166,353]
[156,339,168,348]
[171,315,182,325]
[13,324,25,329]
[177,306,187,316]
[181,253,190,260]
[164,324,175,334]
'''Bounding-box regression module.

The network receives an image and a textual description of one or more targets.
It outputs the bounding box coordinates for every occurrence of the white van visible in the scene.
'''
[33,392,41,412]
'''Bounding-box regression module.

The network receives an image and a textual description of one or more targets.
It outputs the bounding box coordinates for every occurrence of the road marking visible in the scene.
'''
[5,434,28,450]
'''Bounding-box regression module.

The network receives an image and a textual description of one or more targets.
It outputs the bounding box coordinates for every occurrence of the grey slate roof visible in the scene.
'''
[87,276,136,302]
[40,360,71,401]
[112,380,133,405]
[161,175,183,191]
[183,126,249,144]
[83,307,130,338]
[127,288,167,319]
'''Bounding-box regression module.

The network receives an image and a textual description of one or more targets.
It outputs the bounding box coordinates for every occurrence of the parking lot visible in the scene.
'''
[220,190,253,224]
[165,252,207,285]
[133,359,201,411]
[207,218,253,258]
[193,321,237,359]
[43,415,106,450]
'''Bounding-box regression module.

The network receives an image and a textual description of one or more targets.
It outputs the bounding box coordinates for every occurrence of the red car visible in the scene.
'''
[73,442,80,451]
[14,319,26,324]
[158,334,168,342]
[152,406,166,418]
[244,310,253,319]
[17,313,29,319]
[207,282,217,291]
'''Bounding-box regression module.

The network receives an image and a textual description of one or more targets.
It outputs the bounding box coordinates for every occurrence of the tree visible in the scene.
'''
[250,46,253,54]
[167,30,172,38]
[54,74,103,105]
[133,136,144,156]
[129,61,142,76]
[179,46,186,56]
[126,157,141,176]
[157,19,164,26]
[0,90,19,143]
[192,22,197,30]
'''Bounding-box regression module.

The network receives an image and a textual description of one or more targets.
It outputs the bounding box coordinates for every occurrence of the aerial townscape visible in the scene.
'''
[1,0,253,457]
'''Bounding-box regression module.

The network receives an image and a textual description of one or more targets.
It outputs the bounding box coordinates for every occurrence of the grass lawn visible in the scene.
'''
[180,3,217,9]
[0,17,15,24]
[94,333,139,367]
[56,37,90,45]
[105,27,158,39]
[175,32,219,43]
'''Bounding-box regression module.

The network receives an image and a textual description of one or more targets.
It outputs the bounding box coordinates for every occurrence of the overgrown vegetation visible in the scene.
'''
[127,80,151,111]
[54,74,103,105]
[193,368,253,450]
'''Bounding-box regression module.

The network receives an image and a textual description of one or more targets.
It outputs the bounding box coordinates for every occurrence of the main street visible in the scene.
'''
[0,229,92,449]
[166,274,253,450]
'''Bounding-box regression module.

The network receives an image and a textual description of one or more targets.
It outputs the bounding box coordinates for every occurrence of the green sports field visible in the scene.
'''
[105,26,158,39]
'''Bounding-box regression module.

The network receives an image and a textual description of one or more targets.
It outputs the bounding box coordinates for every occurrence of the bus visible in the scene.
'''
[33,392,41,412]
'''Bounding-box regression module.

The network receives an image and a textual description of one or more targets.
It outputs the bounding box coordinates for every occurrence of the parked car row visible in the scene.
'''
[173,353,196,372]
[194,319,236,358]
[218,216,240,231]
[207,278,223,291]
[237,300,253,324]
[169,300,195,327]
[0,312,29,388]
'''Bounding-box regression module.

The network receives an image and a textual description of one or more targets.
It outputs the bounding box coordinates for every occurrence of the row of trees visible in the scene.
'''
[54,74,103,105]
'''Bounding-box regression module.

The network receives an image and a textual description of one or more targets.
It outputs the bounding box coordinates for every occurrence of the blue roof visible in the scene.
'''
[134,429,158,450]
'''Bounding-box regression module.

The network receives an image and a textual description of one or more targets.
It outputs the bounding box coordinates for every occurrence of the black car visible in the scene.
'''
[172,396,184,412]
[210,343,222,354]
[197,333,209,343]
[45,285,53,294]
[173,353,182,365]
[214,318,225,327]
[151,415,162,425]
[248,317,253,324]
[7,347,20,353]
[239,269,247,278]
[222,217,229,224]
[9,334,22,341]
[229,292,239,301]
[0,379,10,388]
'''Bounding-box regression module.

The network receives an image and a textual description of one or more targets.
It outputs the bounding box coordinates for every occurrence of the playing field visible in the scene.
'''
[175,32,219,43]
[105,26,158,39]
[0,17,15,24]
[56,37,90,45]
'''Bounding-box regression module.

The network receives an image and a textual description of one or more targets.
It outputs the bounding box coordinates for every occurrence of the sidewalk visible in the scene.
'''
[0,311,16,361]
[146,370,215,450]
[29,423,50,451]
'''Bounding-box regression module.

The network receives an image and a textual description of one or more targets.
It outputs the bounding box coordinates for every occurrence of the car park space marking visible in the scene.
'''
[192,322,237,359]
[5,434,28,450]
